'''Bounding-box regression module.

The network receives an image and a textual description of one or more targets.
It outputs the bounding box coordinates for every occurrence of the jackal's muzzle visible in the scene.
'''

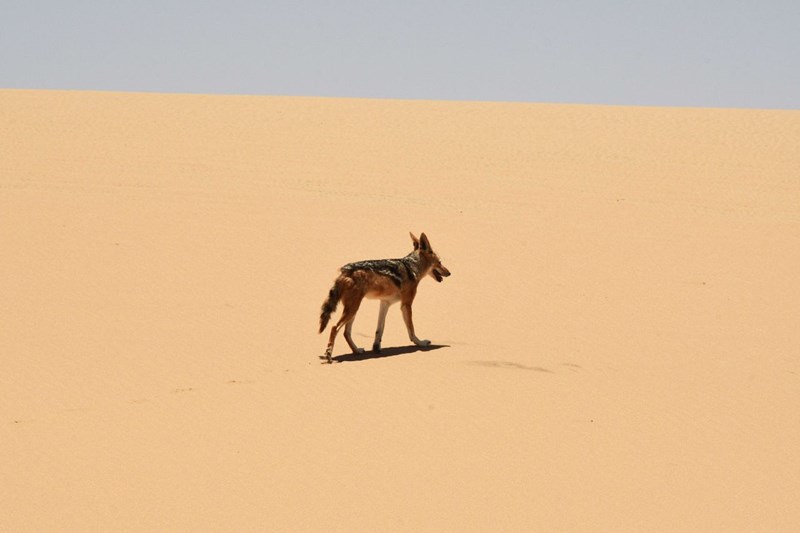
[432,265,451,283]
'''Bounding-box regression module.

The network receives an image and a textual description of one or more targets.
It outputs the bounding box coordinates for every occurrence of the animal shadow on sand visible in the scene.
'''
[322,344,449,364]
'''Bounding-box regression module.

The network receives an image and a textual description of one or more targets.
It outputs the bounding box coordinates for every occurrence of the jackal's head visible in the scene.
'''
[410,232,451,283]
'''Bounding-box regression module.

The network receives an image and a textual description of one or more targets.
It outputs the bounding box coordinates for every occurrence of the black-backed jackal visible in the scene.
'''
[319,232,451,363]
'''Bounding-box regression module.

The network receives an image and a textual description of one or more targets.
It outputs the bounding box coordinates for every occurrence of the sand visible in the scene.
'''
[1,89,799,531]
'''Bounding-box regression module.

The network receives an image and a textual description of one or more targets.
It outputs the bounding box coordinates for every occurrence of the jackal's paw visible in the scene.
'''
[416,339,431,348]
[372,344,381,353]
[354,347,365,355]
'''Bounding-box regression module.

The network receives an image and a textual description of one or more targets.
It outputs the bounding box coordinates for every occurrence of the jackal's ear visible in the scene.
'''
[419,233,431,252]
[410,232,420,250]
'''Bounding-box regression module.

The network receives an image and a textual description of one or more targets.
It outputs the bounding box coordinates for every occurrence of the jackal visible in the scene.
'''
[319,232,451,363]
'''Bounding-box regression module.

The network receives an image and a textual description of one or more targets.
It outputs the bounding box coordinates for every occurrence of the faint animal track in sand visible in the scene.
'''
[561,362,582,372]
[172,387,194,393]
[469,361,553,373]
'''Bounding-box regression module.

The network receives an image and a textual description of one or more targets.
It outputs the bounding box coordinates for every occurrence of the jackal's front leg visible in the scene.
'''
[401,303,430,348]
[372,300,391,353]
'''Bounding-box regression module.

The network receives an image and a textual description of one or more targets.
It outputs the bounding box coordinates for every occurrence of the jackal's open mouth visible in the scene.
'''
[433,270,443,282]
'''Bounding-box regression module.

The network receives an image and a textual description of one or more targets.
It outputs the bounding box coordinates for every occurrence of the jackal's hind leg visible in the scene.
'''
[340,294,364,355]
[344,321,364,355]
[324,292,364,362]
[324,322,342,363]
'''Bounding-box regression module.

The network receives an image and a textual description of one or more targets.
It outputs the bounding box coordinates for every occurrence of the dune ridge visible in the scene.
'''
[2,89,799,531]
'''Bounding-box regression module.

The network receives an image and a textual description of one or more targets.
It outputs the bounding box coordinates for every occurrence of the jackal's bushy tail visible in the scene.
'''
[319,279,342,333]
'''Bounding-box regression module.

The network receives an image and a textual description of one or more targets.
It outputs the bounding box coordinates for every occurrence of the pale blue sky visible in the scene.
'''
[2,0,798,108]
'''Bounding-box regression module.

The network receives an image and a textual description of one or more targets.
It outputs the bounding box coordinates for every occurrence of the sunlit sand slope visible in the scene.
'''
[2,90,799,531]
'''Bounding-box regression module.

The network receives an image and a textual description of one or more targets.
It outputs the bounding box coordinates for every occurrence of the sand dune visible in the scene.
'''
[2,89,799,531]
